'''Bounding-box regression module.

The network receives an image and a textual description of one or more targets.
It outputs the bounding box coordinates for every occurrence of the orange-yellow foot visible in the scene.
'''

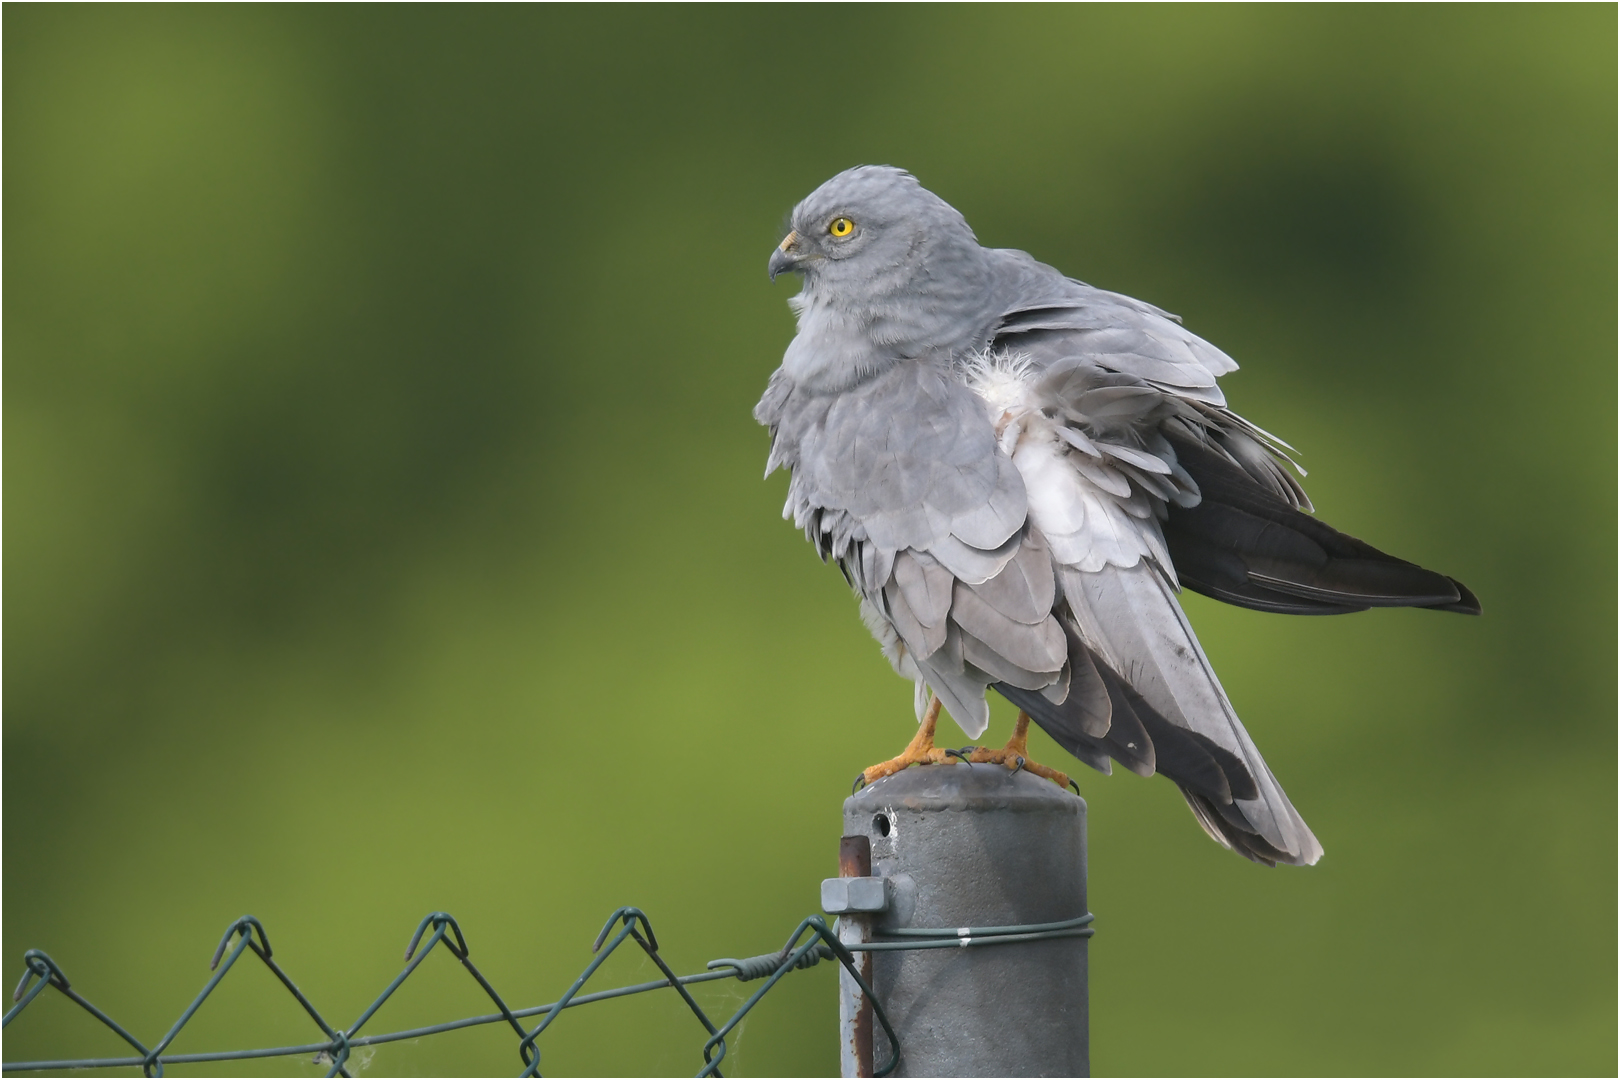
[967,712,1074,790]
[856,697,962,789]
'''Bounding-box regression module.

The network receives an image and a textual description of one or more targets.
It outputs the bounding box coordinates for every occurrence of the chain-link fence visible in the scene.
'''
[3,903,1093,1078]
[2,907,888,1078]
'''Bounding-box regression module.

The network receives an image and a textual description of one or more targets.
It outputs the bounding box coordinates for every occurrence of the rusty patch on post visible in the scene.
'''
[839,834,874,1077]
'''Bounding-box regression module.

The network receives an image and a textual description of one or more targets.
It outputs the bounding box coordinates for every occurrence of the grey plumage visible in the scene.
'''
[757,166,1480,867]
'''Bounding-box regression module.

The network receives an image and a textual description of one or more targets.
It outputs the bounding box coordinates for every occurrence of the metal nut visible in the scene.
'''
[821,876,889,914]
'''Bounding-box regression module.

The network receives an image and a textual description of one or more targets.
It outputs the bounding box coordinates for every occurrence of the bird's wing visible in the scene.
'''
[987,284,1480,617]
[758,359,1072,740]
[953,340,1321,865]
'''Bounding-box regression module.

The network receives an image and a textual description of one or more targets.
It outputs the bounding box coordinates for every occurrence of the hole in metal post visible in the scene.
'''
[873,814,891,837]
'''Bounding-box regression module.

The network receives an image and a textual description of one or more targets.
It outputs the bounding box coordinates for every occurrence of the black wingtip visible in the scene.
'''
[1426,577,1482,616]
[1163,431,1483,618]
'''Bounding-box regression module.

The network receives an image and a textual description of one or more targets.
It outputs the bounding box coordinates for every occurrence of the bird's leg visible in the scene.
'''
[968,711,1071,789]
[858,696,955,786]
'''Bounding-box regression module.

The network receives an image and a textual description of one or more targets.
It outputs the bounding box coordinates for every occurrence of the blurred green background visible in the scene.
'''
[4,5,1614,1076]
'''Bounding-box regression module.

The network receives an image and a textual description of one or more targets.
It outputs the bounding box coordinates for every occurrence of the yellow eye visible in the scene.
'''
[829,217,854,237]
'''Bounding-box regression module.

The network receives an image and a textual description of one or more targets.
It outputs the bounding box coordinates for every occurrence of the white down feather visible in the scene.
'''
[956,349,1169,576]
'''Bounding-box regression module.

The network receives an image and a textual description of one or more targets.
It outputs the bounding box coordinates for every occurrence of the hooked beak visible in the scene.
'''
[768,230,800,281]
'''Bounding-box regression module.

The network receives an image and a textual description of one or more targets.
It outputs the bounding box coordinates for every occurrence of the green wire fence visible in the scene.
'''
[3,905,1093,1078]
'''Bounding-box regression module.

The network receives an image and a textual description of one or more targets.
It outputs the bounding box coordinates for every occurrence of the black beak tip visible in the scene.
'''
[767,248,793,282]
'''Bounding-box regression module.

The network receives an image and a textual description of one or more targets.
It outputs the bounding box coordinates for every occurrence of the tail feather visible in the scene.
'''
[1001,646,1305,864]
[1058,560,1323,866]
[1182,789,1294,867]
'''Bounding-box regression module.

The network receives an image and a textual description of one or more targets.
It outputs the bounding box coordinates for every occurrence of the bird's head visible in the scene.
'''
[768,166,979,296]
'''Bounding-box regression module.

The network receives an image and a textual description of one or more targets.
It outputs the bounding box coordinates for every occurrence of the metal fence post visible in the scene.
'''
[840,764,1089,1078]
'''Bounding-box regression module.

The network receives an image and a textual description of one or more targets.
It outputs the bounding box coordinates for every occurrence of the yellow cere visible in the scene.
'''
[830,216,854,237]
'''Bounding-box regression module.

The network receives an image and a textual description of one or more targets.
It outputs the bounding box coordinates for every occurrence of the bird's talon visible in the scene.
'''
[1068,778,1081,796]
[852,774,867,794]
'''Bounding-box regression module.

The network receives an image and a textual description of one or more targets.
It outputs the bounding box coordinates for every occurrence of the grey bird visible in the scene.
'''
[756,166,1479,866]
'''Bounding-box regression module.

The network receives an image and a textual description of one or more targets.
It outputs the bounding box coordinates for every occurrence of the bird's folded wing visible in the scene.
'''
[759,358,1075,739]
[759,359,1026,568]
